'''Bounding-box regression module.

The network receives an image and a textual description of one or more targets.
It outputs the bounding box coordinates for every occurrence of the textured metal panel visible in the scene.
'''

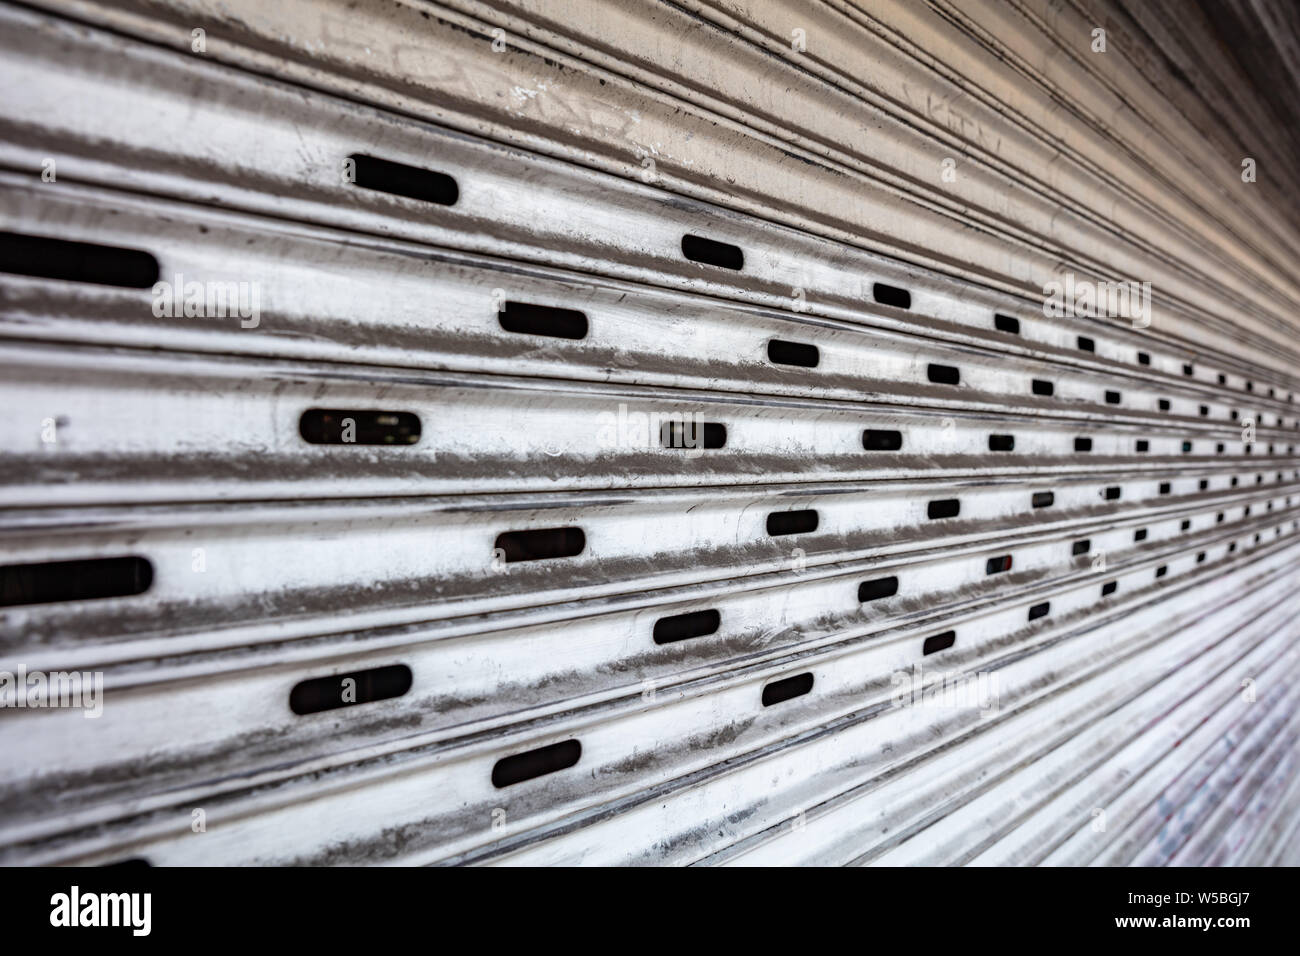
[1,0,1298,866]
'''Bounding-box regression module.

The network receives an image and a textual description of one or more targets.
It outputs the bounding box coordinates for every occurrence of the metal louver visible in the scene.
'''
[1,0,1299,868]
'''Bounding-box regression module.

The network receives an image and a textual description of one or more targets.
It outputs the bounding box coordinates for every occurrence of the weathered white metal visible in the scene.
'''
[0,0,1298,867]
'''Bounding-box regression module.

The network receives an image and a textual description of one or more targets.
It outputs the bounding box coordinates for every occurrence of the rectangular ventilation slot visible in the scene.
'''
[872,282,911,309]
[922,631,956,655]
[1102,581,1118,596]
[767,510,819,536]
[988,434,1015,452]
[1032,491,1055,509]
[1104,486,1121,500]
[681,234,743,270]
[1074,437,1093,452]
[1033,379,1054,396]
[858,576,900,602]
[761,672,815,707]
[289,664,412,715]
[1158,399,1171,411]
[1134,529,1148,541]
[1028,602,1050,621]
[498,301,589,340]
[1155,565,1168,578]
[1138,352,1150,365]
[863,429,903,451]
[927,363,960,385]
[349,154,458,206]
[652,609,721,645]
[299,409,421,445]
[1181,519,1192,530]
[1105,390,1121,404]
[1159,482,1171,495]
[0,231,159,288]
[492,740,582,788]
[494,527,586,563]
[1182,441,1193,453]
[1200,406,1209,416]
[985,555,1013,575]
[1072,539,1091,556]
[0,556,152,608]
[1136,440,1149,453]
[767,339,820,368]
[660,421,727,450]
[1185,364,1195,376]
[927,499,960,520]
[1078,336,1095,352]
[994,314,1020,334]
[1197,552,1207,563]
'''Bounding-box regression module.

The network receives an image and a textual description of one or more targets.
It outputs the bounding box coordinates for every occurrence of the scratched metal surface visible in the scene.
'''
[1,0,1299,866]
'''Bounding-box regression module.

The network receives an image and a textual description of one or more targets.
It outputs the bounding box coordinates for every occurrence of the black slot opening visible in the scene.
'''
[653,608,721,645]
[681,234,743,270]
[1105,390,1121,404]
[499,301,589,340]
[767,339,820,368]
[660,420,727,450]
[1032,491,1055,508]
[767,509,819,536]
[1159,482,1171,495]
[1078,336,1095,352]
[872,282,911,309]
[761,672,814,706]
[858,576,899,602]
[1101,581,1118,596]
[1158,399,1170,411]
[1155,565,1168,578]
[1032,379,1054,396]
[1134,528,1147,541]
[1074,437,1093,452]
[863,429,904,451]
[927,363,960,386]
[922,630,956,655]
[1104,486,1121,500]
[290,664,412,715]
[927,498,960,520]
[1028,601,1050,621]
[1138,352,1150,365]
[349,154,458,206]
[0,231,159,288]
[1136,440,1149,453]
[494,527,586,562]
[1072,539,1091,556]
[492,740,582,788]
[986,555,1013,575]
[994,314,1020,334]
[0,556,152,608]
[988,434,1015,452]
[300,409,421,445]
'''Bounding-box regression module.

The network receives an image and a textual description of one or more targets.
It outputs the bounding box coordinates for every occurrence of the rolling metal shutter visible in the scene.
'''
[2,0,1299,865]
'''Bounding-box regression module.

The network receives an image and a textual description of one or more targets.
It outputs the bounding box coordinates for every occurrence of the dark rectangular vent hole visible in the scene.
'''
[1078,336,1095,352]
[0,231,160,288]
[1158,399,1170,411]
[767,339,820,368]
[858,576,899,602]
[0,556,152,608]
[1136,440,1149,452]
[1197,552,1206,563]
[349,154,458,206]
[1072,539,1091,556]
[927,498,960,520]
[492,740,582,788]
[1134,529,1148,541]
[1104,486,1121,500]
[1182,441,1192,453]
[1200,405,1209,416]
[1032,379,1054,396]
[863,429,903,451]
[1155,565,1168,578]
[994,314,1020,334]
[1184,363,1195,376]
[1032,491,1055,508]
[1138,352,1150,365]
[1075,437,1093,452]
[289,664,412,715]
[652,608,721,645]
[985,555,1013,575]
[1101,581,1118,596]
[300,409,421,445]
[1181,519,1191,530]
[660,420,727,450]
[872,282,911,309]
[767,509,819,536]
[1028,601,1050,621]
[988,434,1015,452]
[927,363,960,385]
[494,527,586,563]
[498,301,588,340]
[1105,390,1121,404]
[922,631,956,655]
[761,672,815,707]
[1159,482,1171,495]
[681,234,743,270]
